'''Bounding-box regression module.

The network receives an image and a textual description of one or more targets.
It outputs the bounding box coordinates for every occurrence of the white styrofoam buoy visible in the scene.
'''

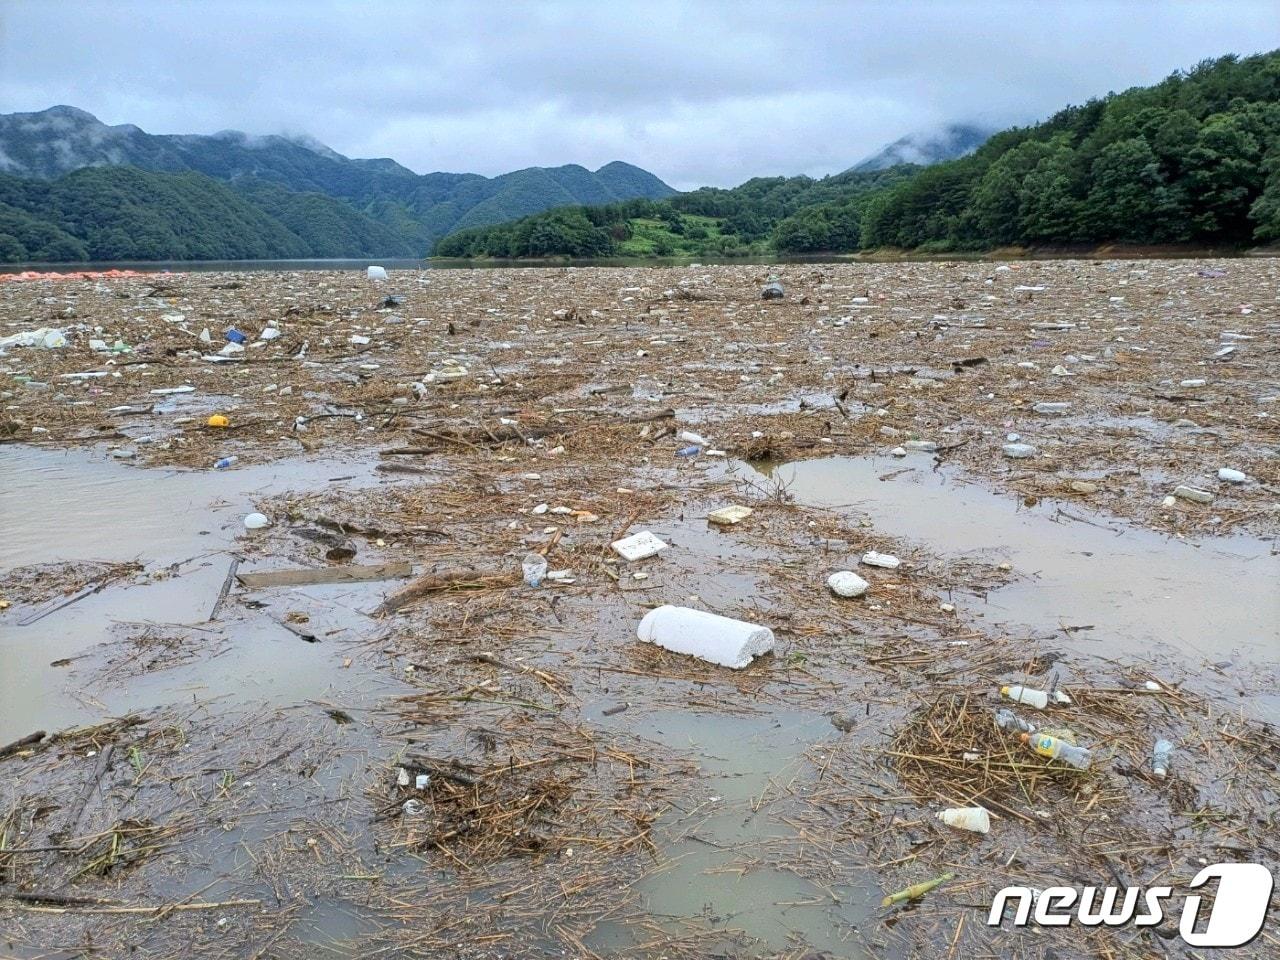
[367,265,388,280]
[1217,468,1247,484]
[827,571,869,598]
[636,605,774,669]
[243,512,272,530]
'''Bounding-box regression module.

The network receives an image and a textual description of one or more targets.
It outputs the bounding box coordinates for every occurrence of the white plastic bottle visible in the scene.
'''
[937,806,991,834]
[1000,684,1049,710]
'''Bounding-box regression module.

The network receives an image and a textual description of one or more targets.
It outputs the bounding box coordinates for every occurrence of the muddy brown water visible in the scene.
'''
[3,444,1277,956]
[747,455,1280,718]
[0,445,405,743]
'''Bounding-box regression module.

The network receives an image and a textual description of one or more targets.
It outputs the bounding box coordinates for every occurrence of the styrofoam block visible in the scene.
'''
[636,605,775,669]
[611,530,669,561]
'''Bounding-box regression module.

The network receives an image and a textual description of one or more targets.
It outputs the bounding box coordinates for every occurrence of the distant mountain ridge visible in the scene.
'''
[0,105,675,258]
[850,123,993,172]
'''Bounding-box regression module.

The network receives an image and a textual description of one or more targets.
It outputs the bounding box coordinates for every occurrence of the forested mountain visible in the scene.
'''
[0,106,675,260]
[437,52,1280,258]
[858,52,1280,250]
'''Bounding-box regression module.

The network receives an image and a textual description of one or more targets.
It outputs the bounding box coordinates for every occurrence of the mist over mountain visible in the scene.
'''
[850,123,993,172]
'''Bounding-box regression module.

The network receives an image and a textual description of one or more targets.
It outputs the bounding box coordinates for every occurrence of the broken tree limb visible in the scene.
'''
[368,570,518,617]
[0,730,46,759]
[17,583,104,626]
[208,555,241,621]
[237,561,413,589]
[62,744,114,837]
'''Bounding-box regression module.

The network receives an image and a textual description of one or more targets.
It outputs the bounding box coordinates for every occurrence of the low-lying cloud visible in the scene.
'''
[2,0,1276,188]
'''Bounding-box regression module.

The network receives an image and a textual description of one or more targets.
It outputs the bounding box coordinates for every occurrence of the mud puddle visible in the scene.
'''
[748,455,1279,715]
[589,709,885,958]
[0,445,410,741]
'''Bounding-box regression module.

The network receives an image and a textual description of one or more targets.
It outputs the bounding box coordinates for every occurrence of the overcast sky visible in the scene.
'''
[1,1,1277,189]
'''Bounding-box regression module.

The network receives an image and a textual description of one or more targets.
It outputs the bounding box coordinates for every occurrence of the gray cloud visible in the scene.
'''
[2,0,1277,188]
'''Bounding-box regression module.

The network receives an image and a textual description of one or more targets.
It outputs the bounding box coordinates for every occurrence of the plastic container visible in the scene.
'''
[861,551,901,569]
[1152,738,1174,779]
[1000,685,1049,710]
[522,552,548,587]
[243,512,271,530]
[214,456,238,470]
[994,708,1036,734]
[937,806,990,834]
[1022,733,1092,769]
[636,605,775,669]
[1003,442,1038,459]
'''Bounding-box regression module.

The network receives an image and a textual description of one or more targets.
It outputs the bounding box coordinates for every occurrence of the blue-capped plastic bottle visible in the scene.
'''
[214,455,238,470]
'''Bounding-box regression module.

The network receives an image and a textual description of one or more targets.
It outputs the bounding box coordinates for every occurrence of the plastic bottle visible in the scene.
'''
[1152,739,1174,779]
[1021,733,1092,769]
[994,708,1036,734]
[675,445,701,457]
[1000,685,1049,710]
[521,552,547,588]
[214,455,238,470]
[936,806,990,834]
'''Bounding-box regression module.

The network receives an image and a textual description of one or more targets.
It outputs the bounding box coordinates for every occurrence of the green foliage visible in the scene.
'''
[858,52,1280,250]
[434,166,916,258]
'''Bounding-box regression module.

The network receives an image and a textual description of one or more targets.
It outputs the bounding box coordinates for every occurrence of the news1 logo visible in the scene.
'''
[988,863,1274,947]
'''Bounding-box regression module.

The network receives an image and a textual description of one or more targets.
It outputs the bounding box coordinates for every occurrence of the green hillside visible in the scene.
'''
[848,52,1280,251]
[433,166,915,258]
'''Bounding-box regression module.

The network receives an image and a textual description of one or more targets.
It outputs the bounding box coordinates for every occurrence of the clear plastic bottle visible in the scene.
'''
[1152,739,1174,779]
[1022,733,1092,769]
[994,708,1036,734]
[214,455,238,470]
[937,806,991,834]
[521,552,547,588]
[1000,684,1049,710]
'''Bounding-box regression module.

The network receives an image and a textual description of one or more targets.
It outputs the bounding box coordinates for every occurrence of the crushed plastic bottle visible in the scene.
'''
[1152,738,1174,779]
[214,456,238,470]
[1000,684,1049,710]
[522,552,548,587]
[936,806,990,834]
[1022,733,1092,769]
[994,708,1036,734]
[675,445,701,457]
